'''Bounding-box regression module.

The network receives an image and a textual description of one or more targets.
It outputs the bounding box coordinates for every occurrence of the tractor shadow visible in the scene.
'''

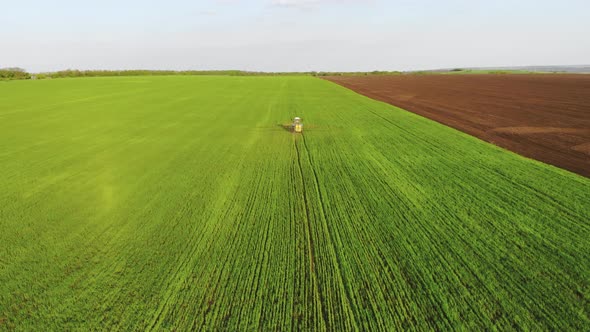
[278,124,293,132]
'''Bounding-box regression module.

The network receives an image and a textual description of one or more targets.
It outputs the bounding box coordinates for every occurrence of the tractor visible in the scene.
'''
[292,117,303,133]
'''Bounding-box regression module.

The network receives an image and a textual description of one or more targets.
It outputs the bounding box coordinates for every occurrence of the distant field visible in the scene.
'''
[326,74,590,177]
[0,76,588,330]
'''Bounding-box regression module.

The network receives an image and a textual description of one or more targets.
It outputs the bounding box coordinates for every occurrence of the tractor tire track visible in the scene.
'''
[293,135,328,329]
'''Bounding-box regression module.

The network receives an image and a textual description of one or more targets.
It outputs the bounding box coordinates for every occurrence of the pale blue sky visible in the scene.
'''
[2,0,589,72]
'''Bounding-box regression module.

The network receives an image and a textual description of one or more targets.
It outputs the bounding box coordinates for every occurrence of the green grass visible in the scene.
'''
[0,76,588,330]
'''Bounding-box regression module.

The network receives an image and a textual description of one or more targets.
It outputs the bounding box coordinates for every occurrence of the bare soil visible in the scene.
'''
[325,74,590,177]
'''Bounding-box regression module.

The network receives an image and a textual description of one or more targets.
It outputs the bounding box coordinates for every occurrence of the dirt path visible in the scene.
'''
[325,74,590,178]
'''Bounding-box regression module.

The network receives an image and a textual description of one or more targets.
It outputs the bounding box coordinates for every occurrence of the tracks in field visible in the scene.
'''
[293,134,327,327]
[294,134,359,330]
[293,136,314,274]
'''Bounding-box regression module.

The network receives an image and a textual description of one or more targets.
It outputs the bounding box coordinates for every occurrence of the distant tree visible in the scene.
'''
[0,68,31,80]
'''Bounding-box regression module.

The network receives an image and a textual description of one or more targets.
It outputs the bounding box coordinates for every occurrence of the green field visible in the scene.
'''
[0,76,588,330]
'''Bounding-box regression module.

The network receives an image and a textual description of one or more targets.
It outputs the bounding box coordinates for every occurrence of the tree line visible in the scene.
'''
[1,68,405,81]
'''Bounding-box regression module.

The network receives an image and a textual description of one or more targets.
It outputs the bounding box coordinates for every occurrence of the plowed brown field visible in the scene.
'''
[325,74,590,177]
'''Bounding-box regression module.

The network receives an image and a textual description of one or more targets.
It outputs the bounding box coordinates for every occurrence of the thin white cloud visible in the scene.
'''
[199,9,218,16]
[270,0,318,10]
[270,0,371,10]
